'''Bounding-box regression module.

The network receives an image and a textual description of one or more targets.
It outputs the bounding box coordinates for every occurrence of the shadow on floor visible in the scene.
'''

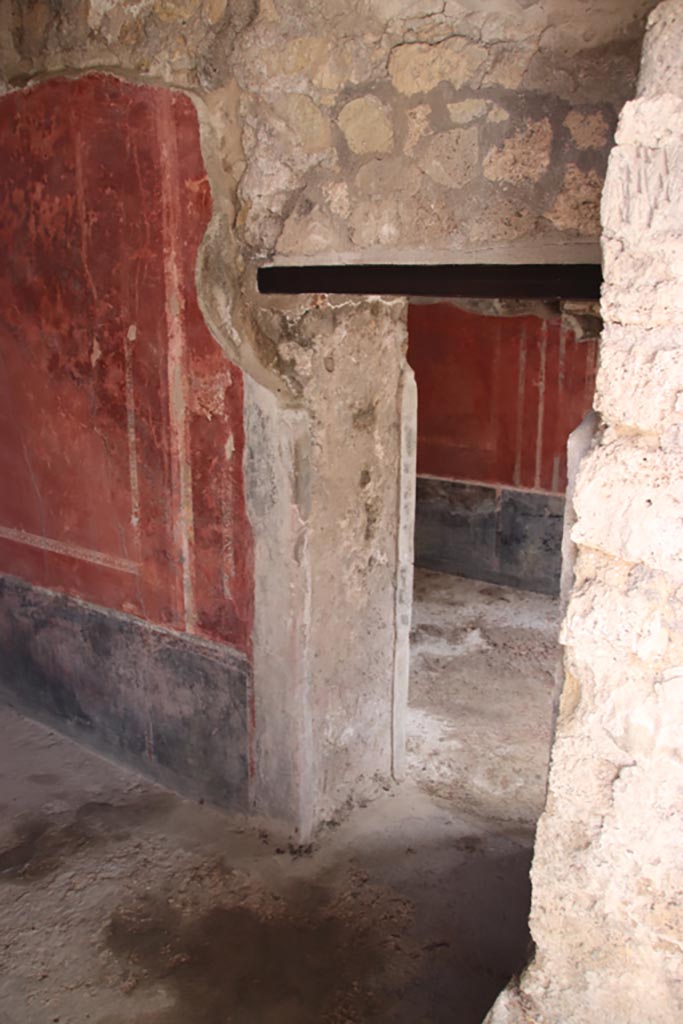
[0,702,537,1023]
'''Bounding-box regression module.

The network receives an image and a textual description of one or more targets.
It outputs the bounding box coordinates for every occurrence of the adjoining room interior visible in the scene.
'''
[402,296,599,999]
[406,296,598,824]
[1,1,681,1023]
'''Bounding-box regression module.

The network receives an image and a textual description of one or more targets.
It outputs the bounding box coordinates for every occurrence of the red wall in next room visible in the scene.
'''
[407,302,598,494]
[0,74,253,654]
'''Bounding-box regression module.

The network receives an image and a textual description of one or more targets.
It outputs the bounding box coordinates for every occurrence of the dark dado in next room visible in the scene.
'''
[414,479,564,596]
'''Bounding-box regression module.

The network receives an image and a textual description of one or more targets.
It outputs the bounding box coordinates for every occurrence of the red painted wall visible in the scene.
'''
[0,75,253,653]
[408,303,597,494]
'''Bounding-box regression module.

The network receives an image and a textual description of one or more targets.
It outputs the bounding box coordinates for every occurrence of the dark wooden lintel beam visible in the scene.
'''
[257,263,602,300]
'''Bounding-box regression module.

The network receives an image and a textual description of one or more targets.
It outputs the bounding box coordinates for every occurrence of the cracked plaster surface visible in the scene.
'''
[0,0,656,282]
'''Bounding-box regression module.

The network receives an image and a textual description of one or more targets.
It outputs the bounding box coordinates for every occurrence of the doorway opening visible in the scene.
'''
[255,262,602,1019]
[403,296,598,1003]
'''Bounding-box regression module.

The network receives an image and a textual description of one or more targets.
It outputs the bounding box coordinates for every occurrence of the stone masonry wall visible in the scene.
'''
[235,0,654,264]
[1,0,656,269]
[485,3,683,1021]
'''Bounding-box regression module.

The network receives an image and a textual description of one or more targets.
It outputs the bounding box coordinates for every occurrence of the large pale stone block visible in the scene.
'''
[572,435,683,582]
[338,95,393,154]
[601,101,683,324]
[638,0,683,98]
[602,137,683,244]
[613,95,683,148]
[601,239,683,327]
[388,36,487,95]
[272,93,332,153]
[595,324,683,435]
[562,556,680,667]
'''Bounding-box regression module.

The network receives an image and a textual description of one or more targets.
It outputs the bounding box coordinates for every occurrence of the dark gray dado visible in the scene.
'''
[415,477,564,595]
[0,574,250,809]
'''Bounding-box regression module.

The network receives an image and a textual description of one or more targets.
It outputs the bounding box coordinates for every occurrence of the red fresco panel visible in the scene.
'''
[539,319,562,492]
[409,303,510,484]
[408,302,597,494]
[557,332,598,491]
[494,318,521,486]
[0,74,253,653]
[516,318,543,490]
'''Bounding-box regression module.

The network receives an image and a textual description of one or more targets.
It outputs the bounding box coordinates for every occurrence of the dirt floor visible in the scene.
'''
[0,570,559,1024]
[408,569,561,828]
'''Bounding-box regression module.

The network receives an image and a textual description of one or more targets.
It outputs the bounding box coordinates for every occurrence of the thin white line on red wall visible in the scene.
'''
[157,91,196,632]
[513,329,527,488]
[0,525,140,575]
[534,321,548,490]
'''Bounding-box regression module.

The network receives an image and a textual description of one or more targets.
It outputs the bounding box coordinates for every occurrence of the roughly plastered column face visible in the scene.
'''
[485,3,683,1022]
[305,297,413,825]
[250,295,413,832]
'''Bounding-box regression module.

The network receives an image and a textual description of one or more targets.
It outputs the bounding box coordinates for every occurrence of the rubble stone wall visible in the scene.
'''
[1,0,655,270]
[486,3,683,1021]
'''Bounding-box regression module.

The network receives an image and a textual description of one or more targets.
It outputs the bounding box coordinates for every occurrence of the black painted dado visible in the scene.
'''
[0,575,250,809]
[415,478,564,595]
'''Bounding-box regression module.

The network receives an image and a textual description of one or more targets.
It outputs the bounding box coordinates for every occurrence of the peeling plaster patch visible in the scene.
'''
[565,109,610,149]
[547,164,602,234]
[416,126,479,188]
[484,118,553,184]
[91,338,102,366]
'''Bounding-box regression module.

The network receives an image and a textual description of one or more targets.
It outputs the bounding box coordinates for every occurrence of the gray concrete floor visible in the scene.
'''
[0,570,559,1024]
